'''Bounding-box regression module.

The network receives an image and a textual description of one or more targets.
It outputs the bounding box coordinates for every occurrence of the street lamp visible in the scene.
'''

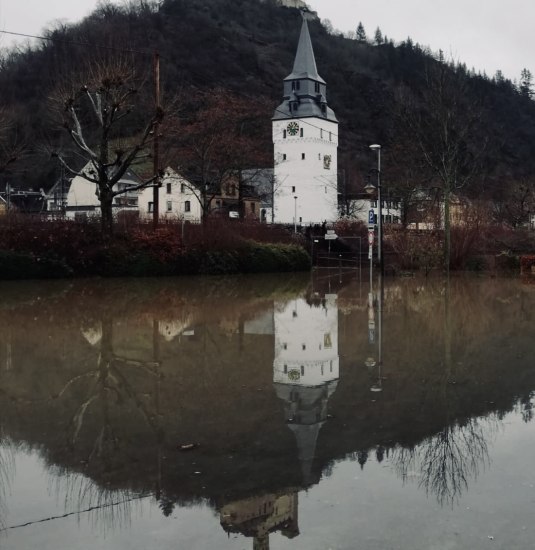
[365,144,382,273]
[294,195,298,233]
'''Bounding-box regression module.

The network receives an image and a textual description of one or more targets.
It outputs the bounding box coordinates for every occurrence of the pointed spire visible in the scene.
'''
[286,18,325,84]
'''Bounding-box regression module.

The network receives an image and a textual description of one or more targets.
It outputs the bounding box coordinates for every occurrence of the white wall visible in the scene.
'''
[137,169,202,223]
[273,118,339,225]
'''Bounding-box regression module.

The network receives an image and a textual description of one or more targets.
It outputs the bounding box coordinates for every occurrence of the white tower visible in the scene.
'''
[273,18,339,225]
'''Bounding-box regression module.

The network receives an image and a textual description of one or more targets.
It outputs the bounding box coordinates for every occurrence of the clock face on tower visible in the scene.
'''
[287,121,300,136]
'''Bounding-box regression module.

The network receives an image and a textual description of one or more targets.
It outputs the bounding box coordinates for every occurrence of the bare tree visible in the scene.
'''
[396,59,484,269]
[0,110,25,176]
[52,58,165,236]
[173,88,271,221]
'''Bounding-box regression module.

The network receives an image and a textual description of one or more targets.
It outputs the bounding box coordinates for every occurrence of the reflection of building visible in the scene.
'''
[220,490,299,550]
[273,294,339,484]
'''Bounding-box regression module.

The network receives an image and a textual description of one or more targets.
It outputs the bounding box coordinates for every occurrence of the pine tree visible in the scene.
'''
[494,69,504,83]
[356,21,367,42]
[519,68,533,98]
[374,26,383,45]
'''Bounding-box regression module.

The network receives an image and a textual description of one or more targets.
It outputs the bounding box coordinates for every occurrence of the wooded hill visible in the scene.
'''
[1,0,535,218]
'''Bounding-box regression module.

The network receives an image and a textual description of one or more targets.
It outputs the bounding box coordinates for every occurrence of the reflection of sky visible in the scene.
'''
[2,410,535,549]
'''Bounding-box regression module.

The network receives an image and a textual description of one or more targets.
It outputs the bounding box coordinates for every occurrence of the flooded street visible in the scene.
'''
[0,272,534,549]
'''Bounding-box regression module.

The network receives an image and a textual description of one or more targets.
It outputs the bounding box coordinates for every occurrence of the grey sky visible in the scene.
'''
[0,0,531,81]
[306,0,531,81]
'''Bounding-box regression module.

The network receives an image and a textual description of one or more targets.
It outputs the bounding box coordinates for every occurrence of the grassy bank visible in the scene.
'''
[0,217,310,280]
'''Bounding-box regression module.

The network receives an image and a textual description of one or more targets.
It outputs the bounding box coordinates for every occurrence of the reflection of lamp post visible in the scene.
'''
[294,195,298,233]
[365,144,382,273]
[311,238,319,266]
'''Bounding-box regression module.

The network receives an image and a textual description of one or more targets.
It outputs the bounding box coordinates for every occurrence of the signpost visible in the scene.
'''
[325,230,337,253]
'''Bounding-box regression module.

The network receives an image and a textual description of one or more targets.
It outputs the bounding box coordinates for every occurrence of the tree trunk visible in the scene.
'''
[443,184,451,272]
[100,190,114,237]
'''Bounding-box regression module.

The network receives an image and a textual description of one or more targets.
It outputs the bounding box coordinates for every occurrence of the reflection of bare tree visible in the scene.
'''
[59,316,161,459]
[392,417,493,506]
[48,468,147,534]
[0,436,16,531]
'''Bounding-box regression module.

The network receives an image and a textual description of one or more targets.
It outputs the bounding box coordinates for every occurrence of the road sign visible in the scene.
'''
[368,209,375,225]
[325,233,338,240]
[368,229,375,246]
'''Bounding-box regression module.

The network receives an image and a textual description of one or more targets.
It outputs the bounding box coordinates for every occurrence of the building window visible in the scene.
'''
[320,129,323,139]
[299,216,302,223]
[283,343,287,350]
[301,365,304,375]
[251,202,256,212]
[300,128,303,137]
[302,344,306,350]
[292,186,296,193]
[283,130,287,138]
[181,183,186,193]
[321,104,326,115]
[318,153,321,160]
[301,153,305,160]
[329,131,332,141]
[371,200,377,208]
[315,82,320,93]
[166,201,172,212]
[184,200,191,212]
[284,364,287,374]
[283,153,287,160]
[166,182,172,194]
[148,202,154,213]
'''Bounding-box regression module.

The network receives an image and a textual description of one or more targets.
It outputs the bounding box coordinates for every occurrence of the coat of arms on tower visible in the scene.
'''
[323,155,332,170]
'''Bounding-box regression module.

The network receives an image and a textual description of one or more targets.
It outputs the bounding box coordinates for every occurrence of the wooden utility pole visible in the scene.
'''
[153,51,161,229]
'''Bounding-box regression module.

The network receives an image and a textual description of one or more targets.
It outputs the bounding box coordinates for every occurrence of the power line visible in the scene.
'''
[0,30,153,56]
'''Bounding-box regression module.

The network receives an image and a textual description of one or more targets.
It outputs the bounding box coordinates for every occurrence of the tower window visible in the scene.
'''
[301,153,305,160]
[166,182,172,194]
[301,366,305,375]
[284,364,287,373]
[315,82,320,93]
[320,129,323,138]
[292,186,296,193]
[300,128,303,137]
[329,131,332,141]
[321,104,326,114]
[283,130,287,139]
[283,153,287,161]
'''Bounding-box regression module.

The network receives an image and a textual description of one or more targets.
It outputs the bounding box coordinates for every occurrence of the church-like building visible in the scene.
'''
[273,18,339,225]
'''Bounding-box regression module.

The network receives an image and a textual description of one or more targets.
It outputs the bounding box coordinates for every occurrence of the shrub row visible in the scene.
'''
[0,241,310,280]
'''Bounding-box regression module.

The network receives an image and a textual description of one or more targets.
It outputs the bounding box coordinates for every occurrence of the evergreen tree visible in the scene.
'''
[356,21,367,42]
[494,69,505,83]
[519,68,533,98]
[374,26,383,45]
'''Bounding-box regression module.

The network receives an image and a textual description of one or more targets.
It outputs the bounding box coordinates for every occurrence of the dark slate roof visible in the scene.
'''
[285,19,325,84]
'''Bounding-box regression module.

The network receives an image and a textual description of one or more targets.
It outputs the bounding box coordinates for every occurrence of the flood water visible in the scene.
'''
[0,271,534,549]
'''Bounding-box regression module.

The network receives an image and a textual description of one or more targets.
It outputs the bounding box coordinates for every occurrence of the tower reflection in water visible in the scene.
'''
[221,290,340,550]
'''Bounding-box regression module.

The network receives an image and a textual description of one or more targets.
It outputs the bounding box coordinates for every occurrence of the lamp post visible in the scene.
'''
[365,144,382,274]
[294,195,298,233]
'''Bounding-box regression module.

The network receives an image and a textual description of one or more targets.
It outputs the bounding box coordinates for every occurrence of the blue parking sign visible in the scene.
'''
[368,210,375,225]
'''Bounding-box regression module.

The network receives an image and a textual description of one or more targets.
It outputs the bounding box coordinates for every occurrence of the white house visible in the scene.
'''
[62,162,201,222]
[273,19,339,225]
[137,168,201,222]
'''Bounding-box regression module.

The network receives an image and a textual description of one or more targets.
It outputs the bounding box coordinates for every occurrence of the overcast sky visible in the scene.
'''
[0,0,531,81]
